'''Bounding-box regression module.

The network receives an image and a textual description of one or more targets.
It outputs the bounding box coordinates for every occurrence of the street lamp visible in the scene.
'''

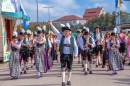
[36,0,39,26]
[43,6,54,20]
[43,6,54,31]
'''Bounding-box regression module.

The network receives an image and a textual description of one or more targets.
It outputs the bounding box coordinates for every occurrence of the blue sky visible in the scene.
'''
[21,0,130,22]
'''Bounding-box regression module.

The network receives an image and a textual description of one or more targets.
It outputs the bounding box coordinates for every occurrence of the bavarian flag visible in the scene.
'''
[116,0,123,8]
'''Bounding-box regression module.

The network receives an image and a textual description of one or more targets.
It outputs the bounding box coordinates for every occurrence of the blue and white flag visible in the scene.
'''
[20,0,29,29]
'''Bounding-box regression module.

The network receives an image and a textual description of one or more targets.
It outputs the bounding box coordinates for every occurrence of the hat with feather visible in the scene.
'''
[42,25,46,34]
[60,23,71,32]
[19,28,25,35]
[12,31,18,39]
[36,26,42,34]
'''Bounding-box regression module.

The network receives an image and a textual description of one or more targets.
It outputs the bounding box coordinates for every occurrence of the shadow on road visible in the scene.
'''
[16,84,60,86]
[113,76,130,85]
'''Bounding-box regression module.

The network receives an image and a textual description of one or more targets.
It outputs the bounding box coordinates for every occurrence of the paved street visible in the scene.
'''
[0,59,130,86]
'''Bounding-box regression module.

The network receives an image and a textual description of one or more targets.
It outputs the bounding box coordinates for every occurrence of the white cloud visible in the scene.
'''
[120,4,127,11]
[20,0,80,22]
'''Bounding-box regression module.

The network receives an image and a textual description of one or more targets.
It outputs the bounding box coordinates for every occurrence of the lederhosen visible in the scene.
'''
[29,40,35,58]
[59,36,74,70]
[93,32,103,55]
[118,35,126,53]
[20,38,29,61]
[81,36,93,61]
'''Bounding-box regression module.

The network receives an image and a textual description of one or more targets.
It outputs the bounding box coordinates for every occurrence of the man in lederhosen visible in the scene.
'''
[92,27,104,67]
[48,21,78,86]
[79,31,95,75]
[20,30,30,74]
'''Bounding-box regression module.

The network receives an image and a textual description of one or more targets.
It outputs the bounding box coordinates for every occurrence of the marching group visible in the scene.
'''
[7,20,130,86]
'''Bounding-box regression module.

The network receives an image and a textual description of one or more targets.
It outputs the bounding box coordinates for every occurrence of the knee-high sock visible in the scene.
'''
[24,64,26,71]
[89,62,92,71]
[84,62,88,72]
[96,57,99,65]
[78,55,80,62]
[68,72,72,81]
[98,56,101,64]
[62,71,66,82]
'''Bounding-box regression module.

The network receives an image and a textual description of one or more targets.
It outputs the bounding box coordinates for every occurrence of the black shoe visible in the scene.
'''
[62,82,66,86]
[84,72,88,75]
[78,61,80,64]
[128,63,130,66]
[89,71,93,74]
[102,65,105,68]
[27,67,29,70]
[31,66,33,68]
[24,71,27,74]
[67,81,71,85]
[96,65,98,68]
[20,72,22,74]
[15,77,18,79]
[11,77,15,80]
[82,64,84,67]
[40,73,43,77]
[87,68,89,71]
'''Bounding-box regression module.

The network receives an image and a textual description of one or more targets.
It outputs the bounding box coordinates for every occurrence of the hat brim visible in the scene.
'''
[95,27,100,30]
[37,31,42,34]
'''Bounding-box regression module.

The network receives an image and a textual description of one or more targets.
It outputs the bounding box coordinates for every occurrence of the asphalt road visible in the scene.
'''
[0,59,130,86]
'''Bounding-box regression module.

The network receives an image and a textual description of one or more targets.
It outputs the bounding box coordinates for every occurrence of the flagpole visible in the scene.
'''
[36,0,39,26]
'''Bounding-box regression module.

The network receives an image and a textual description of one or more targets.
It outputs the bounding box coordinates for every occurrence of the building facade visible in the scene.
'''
[54,15,87,25]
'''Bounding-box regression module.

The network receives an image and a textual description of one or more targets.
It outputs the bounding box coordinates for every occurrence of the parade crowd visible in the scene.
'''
[7,20,130,86]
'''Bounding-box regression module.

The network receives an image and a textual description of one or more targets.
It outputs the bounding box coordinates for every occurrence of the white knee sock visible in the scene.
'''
[89,62,92,71]
[84,62,88,72]
[68,72,72,81]
[98,56,101,64]
[96,57,98,65]
[62,71,66,82]
[24,64,26,71]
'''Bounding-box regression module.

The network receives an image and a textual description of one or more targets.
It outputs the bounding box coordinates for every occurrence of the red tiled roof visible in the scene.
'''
[83,7,102,20]
[54,15,86,22]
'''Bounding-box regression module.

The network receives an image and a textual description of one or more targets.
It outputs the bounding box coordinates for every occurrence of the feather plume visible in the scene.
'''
[43,25,46,31]
[60,24,65,27]
[66,23,70,29]
[13,31,18,37]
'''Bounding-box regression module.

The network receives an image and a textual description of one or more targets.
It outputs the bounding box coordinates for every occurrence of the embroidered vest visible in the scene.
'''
[45,36,49,51]
[59,36,74,55]
[93,32,103,40]
[82,36,92,48]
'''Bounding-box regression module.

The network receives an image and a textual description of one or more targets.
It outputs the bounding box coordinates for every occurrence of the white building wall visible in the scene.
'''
[55,20,86,25]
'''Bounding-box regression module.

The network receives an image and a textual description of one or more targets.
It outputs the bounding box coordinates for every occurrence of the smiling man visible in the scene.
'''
[48,20,78,86]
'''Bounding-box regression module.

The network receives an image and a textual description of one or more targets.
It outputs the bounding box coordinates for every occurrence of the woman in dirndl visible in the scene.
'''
[107,32,123,75]
[34,27,46,78]
[127,34,130,65]
[102,31,110,70]
[8,32,21,80]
